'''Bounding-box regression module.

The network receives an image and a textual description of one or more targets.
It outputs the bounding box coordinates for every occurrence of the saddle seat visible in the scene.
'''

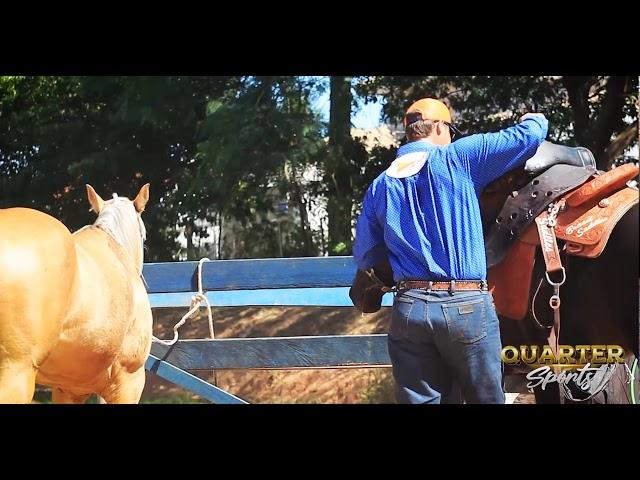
[523,141,596,174]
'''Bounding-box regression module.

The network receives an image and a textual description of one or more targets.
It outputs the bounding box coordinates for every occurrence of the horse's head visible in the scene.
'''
[86,183,150,273]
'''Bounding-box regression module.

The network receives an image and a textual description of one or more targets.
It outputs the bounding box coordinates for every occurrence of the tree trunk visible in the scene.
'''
[326,76,354,255]
[319,216,326,255]
[563,76,594,147]
[329,76,353,146]
[291,180,314,256]
[603,121,639,169]
[217,213,223,260]
[184,219,196,260]
[563,76,634,170]
[326,194,353,255]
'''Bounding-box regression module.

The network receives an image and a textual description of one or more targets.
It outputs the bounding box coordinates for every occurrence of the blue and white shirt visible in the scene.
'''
[352,116,549,281]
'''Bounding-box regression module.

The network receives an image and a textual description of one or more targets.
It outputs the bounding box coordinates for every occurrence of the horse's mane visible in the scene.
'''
[92,194,146,270]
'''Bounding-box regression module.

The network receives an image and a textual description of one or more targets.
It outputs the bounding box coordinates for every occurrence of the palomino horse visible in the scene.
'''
[0,184,152,403]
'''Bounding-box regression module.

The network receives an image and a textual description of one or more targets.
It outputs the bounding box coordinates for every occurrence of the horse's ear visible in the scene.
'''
[86,184,104,215]
[133,183,150,213]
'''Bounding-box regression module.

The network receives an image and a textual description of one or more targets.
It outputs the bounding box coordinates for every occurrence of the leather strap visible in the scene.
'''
[534,201,567,366]
[535,214,563,273]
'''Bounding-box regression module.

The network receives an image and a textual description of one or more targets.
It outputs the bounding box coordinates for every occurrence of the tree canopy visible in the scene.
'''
[1,75,636,260]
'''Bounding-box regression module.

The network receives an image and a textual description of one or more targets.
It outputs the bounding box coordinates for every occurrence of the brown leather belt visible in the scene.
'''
[397,280,488,292]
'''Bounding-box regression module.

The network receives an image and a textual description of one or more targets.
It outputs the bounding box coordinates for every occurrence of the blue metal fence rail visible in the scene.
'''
[144,256,392,404]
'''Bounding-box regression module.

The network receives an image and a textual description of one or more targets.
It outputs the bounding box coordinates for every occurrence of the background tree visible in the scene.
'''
[0,75,240,260]
[1,75,636,261]
[355,76,638,170]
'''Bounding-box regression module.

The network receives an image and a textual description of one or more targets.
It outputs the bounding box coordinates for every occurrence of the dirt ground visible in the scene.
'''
[142,306,535,404]
[142,306,395,404]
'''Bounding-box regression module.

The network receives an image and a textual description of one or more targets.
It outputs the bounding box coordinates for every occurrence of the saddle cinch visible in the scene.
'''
[486,142,639,321]
[349,142,639,319]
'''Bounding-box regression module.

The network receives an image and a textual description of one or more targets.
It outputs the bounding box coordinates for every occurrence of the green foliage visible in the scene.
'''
[1,76,636,261]
[31,388,210,404]
[190,76,328,257]
[332,241,348,255]
[359,369,396,404]
[355,76,638,170]
[140,393,209,404]
[0,76,240,260]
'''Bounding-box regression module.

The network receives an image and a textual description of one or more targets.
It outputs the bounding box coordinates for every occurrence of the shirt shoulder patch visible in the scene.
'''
[386,151,429,178]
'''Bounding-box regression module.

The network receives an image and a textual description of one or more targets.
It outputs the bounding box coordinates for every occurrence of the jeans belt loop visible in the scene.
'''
[449,280,456,294]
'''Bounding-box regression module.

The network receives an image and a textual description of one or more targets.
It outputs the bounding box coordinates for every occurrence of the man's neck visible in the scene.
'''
[410,138,439,146]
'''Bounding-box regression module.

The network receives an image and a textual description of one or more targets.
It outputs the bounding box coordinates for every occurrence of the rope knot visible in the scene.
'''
[152,257,215,346]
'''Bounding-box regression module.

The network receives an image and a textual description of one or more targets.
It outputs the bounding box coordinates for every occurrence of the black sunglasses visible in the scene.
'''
[405,113,462,140]
[442,121,462,140]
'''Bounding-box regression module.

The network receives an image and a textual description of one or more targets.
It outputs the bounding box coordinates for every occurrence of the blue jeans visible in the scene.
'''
[387,289,505,404]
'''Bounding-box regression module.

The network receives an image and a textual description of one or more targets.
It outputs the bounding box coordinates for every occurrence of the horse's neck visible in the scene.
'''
[73,225,140,275]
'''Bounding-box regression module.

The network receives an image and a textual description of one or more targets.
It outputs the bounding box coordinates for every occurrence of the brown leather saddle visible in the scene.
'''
[487,152,638,362]
[487,157,639,321]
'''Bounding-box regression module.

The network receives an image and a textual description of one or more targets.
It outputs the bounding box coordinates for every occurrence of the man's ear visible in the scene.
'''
[86,184,104,214]
[133,183,150,213]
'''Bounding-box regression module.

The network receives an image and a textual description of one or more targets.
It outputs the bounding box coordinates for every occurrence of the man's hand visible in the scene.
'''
[519,113,547,123]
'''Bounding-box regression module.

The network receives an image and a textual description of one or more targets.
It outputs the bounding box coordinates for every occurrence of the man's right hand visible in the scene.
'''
[519,113,547,123]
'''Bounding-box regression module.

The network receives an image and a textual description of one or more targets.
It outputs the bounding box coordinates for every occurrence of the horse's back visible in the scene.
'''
[33,226,151,389]
[0,208,78,365]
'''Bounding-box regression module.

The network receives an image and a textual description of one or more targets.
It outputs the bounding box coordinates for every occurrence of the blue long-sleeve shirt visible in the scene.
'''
[352,116,549,281]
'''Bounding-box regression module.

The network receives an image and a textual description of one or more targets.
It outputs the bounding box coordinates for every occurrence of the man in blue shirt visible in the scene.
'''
[352,98,548,404]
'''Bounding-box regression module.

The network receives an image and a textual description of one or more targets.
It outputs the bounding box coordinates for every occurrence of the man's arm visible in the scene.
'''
[452,113,549,190]
[352,183,387,271]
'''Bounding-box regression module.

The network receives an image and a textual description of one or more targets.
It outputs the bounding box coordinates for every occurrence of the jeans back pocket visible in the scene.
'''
[389,295,415,340]
[442,296,487,344]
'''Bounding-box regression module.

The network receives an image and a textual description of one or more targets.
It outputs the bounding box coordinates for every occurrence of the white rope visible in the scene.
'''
[151,257,219,386]
[152,258,215,346]
[530,277,547,330]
